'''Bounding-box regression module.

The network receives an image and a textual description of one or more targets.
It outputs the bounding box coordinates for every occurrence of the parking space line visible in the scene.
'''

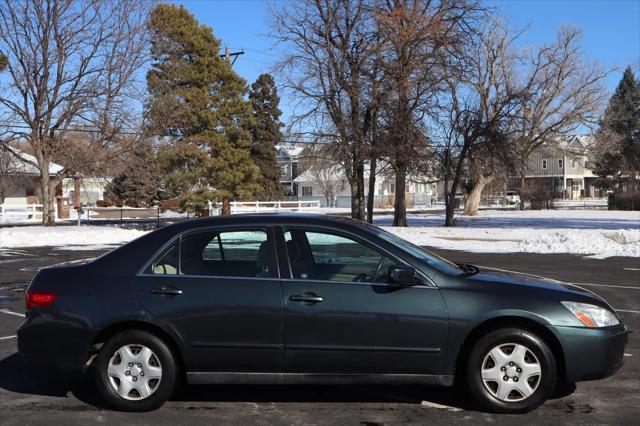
[615,309,640,314]
[0,335,16,340]
[573,282,639,290]
[623,268,640,271]
[0,309,25,318]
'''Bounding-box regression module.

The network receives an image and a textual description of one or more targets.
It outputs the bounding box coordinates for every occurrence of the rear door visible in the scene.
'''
[135,226,284,372]
[279,227,449,374]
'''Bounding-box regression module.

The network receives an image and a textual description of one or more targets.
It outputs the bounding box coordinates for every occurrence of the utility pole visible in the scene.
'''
[220,45,244,66]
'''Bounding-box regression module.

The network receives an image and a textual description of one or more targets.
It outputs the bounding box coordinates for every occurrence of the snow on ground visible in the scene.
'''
[0,209,638,258]
[0,225,148,251]
[375,210,640,259]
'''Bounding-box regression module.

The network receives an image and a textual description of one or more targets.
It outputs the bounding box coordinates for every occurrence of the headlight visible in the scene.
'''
[561,301,620,327]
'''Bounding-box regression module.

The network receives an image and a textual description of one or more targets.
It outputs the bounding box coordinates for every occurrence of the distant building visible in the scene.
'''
[61,177,112,206]
[0,147,63,205]
[275,143,438,208]
[0,146,111,207]
[511,135,604,199]
[276,144,304,196]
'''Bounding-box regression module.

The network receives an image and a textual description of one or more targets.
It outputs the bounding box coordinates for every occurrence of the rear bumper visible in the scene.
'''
[553,324,628,383]
[17,312,94,378]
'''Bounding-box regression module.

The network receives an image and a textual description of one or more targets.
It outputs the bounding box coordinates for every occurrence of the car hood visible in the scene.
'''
[465,265,602,299]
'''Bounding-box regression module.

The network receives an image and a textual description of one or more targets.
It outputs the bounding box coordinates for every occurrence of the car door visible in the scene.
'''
[135,226,284,372]
[279,226,449,374]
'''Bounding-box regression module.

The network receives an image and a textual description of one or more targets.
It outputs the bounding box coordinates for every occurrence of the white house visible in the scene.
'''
[61,177,112,206]
[0,147,63,205]
[293,163,438,208]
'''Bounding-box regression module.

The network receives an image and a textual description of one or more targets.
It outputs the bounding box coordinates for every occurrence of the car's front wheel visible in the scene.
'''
[466,327,557,413]
[95,330,177,411]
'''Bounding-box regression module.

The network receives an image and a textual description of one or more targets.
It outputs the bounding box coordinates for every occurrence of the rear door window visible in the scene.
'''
[180,229,275,278]
[150,241,179,275]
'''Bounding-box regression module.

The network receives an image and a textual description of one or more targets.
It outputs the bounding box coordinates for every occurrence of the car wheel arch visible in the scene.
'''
[90,320,186,377]
[453,315,567,386]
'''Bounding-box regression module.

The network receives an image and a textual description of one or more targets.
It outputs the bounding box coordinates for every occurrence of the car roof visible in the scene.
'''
[167,212,369,231]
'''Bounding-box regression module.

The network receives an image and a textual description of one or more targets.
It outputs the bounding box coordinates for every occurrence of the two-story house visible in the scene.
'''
[276,144,304,196]
[513,135,602,199]
[276,143,438,208]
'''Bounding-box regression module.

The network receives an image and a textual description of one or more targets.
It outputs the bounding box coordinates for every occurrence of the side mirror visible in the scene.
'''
[388,265,417,286]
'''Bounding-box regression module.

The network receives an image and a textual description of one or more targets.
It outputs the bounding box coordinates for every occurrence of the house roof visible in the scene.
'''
[3,146,63,175]
[276,143,306,159]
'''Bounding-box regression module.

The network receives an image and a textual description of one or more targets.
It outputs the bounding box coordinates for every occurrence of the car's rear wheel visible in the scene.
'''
[95,330,177,411]
[466,327,557,413]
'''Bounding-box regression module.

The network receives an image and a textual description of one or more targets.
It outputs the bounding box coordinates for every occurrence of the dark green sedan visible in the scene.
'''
[18,214,628,413]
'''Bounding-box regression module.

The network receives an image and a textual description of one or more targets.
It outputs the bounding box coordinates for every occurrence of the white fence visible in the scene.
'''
[229,200,320,213]
[0,204,46,223]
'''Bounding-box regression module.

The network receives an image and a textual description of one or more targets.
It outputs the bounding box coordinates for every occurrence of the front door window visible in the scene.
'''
[284,229,396,283]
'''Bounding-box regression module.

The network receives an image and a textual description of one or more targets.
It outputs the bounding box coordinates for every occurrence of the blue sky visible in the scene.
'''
[175,0,640,122]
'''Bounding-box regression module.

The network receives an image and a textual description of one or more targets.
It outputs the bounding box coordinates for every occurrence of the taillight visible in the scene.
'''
[26,291,57,309]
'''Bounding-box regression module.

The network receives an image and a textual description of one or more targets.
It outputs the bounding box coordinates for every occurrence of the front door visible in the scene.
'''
[135,226,284,372]
[279,227,448,374]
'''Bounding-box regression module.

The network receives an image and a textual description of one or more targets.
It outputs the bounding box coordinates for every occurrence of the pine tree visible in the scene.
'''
[248,74,284,200]
[593,67,640,189]
[104,145,161,207]
[146,4,260,213]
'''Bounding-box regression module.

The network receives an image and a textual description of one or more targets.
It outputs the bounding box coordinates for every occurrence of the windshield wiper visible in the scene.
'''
[456,263,480,277]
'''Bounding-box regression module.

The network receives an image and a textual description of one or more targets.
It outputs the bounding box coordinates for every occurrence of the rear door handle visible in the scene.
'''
[150,287,183,297]
[289,293,323,304]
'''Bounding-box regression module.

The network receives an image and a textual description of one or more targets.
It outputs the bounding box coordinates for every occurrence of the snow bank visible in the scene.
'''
[0,226,148,250]
[378,209,640,258]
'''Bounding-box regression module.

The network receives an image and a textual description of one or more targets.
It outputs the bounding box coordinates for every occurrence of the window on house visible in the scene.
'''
[542,159,548,169]
[558,159,564,169]
[301,186,313,196]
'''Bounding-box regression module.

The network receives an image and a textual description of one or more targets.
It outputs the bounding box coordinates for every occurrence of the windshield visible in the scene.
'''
[369,226,462,276]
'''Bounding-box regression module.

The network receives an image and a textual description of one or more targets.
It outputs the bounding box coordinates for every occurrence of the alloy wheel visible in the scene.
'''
[480,342,542,402]
[107,344,163,401]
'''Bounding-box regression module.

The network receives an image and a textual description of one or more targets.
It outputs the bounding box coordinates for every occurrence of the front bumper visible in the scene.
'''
[17,312,94,378]
[553,323,628,383]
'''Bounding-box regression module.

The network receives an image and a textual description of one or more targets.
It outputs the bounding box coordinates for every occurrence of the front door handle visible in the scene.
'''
[289,292,323,304]
[150,287,183,297]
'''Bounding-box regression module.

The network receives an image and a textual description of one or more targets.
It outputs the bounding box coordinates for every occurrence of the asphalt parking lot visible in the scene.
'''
[0,246,638,425]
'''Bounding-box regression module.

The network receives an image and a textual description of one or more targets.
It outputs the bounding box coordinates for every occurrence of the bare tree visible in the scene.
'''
[0,0,151,225]
[434,16,524,227]
[270,0,384,220]
[460,18,522,216]
[514,26,609,205]
[300,145,346,207]
[375,0,483,226]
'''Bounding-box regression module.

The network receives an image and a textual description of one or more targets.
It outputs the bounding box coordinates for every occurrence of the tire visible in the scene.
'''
[95,330,177,412]
[466,327,557,414]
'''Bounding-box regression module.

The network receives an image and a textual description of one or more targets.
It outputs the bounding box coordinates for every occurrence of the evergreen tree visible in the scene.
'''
[248,74,284,200]
[592,67,640,189]
[104,145,161,207]
[146,4,260,213]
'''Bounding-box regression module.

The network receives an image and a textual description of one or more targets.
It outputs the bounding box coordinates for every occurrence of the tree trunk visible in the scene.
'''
[73,177,81,209]
[39,160,56,226]
[463,175,493,216]
[221,197,231,216]
[392,163,407,227]
[355,161,365,220]
[445,191,456,226]
[366,158,377,224]
[518,173,526,210]
[349,162,366,220]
